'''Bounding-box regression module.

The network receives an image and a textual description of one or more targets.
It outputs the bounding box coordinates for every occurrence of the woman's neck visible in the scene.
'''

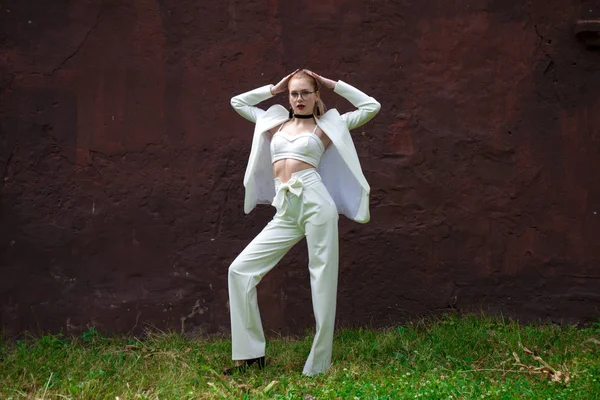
[293,113,313,119]
[288,117,315,128]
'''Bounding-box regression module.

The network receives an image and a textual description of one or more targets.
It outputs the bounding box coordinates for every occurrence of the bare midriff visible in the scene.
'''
[272,159,315,183]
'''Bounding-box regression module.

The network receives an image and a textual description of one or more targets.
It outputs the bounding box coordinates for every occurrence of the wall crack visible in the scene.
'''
[50,6,105,75]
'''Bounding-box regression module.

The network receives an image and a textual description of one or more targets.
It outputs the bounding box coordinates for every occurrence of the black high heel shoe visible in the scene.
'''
[223,356,265,375]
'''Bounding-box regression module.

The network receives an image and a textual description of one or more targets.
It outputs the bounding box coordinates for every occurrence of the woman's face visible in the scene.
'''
[288,77,319,116]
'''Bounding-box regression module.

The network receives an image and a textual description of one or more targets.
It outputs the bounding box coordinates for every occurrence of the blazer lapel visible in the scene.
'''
[316,110,370,192]
[244,106,289,186]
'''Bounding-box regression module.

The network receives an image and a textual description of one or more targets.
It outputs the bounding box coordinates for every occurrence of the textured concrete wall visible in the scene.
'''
[1,0,599,336]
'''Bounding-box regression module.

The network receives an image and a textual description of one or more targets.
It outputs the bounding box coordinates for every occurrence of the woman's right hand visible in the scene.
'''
[271,69,299,95]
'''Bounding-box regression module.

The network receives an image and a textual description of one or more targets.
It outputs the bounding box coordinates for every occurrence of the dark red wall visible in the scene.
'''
[1,0,599,336]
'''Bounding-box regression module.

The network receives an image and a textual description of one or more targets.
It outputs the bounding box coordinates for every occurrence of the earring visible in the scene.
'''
[316,106,321,116]
[289,107,293,119]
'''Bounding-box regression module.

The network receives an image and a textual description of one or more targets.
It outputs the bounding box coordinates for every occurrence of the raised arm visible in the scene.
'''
[333,81,381,131]
[230,85,274,123]
[230,69,299,123]
[304,70,381,131]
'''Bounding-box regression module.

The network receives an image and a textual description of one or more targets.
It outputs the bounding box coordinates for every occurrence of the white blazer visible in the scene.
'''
[230,80,381,223]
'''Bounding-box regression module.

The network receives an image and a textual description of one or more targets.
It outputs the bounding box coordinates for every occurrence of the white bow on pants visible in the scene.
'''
[228,168,339,376]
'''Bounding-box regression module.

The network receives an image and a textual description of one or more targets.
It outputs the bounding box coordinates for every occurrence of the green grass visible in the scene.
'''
[1,314,599,399]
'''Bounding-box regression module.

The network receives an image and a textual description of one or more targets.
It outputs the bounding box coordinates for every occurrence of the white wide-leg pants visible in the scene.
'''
[228,168,339,376]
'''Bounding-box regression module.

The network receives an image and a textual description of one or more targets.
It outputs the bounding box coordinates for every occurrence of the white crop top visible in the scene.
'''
[270,123,325,168]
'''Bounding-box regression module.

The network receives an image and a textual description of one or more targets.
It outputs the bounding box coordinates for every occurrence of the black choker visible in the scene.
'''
[293,114,314,119]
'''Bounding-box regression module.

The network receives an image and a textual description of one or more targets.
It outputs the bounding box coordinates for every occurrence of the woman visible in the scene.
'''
[226,69,380,376]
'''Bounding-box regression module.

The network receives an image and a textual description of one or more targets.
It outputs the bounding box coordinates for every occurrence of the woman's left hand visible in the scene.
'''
[304,70,336,90]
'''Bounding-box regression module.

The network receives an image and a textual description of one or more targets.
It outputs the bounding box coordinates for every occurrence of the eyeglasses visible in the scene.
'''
[289,91,315,99]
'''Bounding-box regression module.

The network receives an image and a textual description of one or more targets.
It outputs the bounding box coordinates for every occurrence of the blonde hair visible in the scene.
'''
[289,70,327,117]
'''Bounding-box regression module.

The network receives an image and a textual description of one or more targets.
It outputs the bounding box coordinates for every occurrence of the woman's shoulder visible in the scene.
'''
[318,108,342,122]
[259,104,288,119]
[254,104,289,132]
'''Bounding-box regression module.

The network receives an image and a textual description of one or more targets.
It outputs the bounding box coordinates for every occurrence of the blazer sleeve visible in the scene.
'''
[334,80,381,131]
[230,84,276,123]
